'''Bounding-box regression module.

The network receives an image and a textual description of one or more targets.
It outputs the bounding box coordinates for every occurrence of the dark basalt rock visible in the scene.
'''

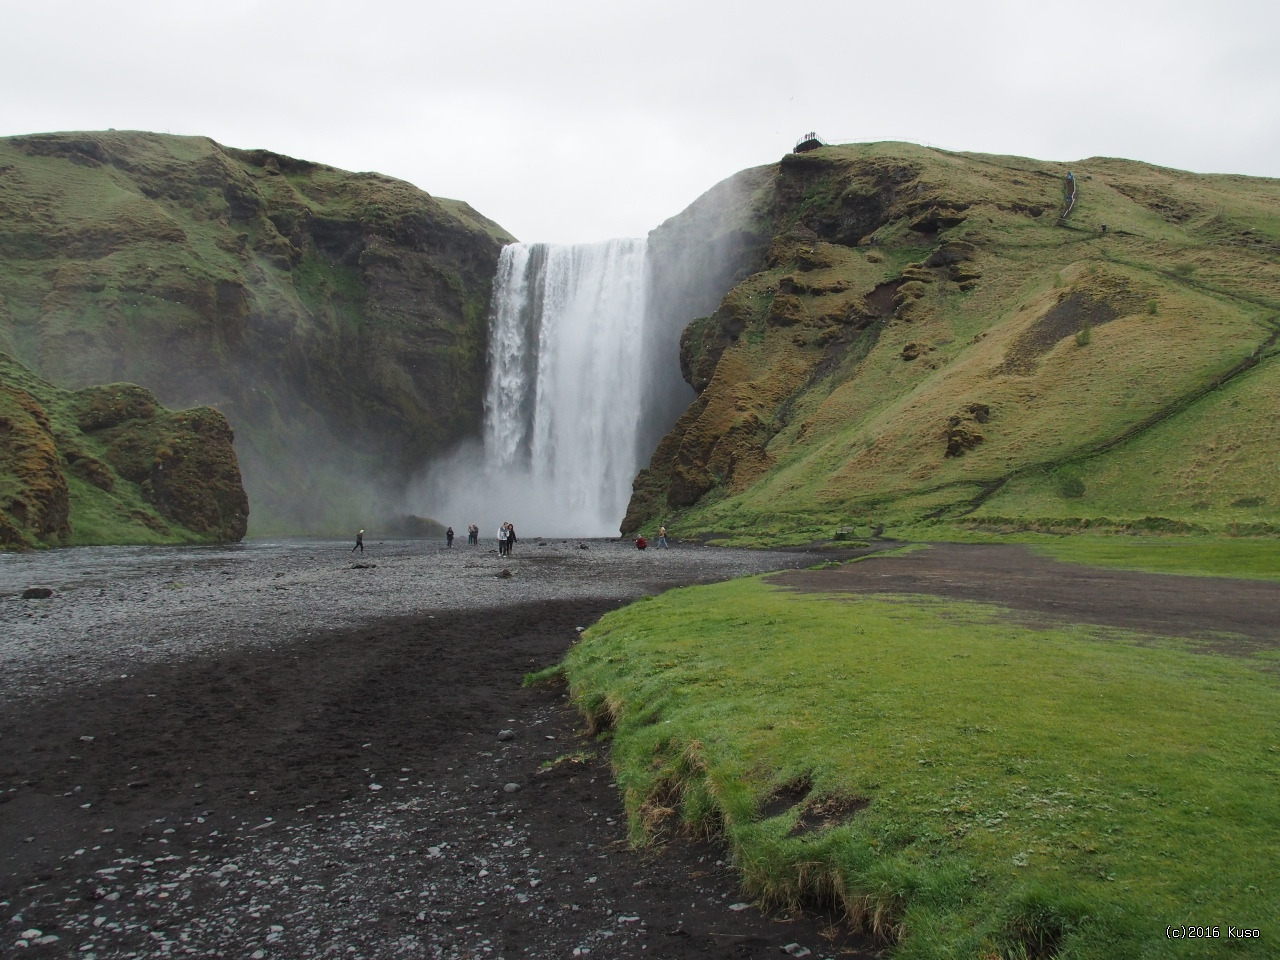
[925,240,977,267]
[908,205,969,233]
[901,342,928,362]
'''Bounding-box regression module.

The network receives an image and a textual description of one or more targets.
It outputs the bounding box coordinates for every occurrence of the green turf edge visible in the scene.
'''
[562,578,1280,959]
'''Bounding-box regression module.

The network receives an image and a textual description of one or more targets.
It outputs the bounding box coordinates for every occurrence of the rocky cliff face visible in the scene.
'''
[1,352,247,547]
[0,131,513,534]
[635,166,776,458]
[625,143,1280,539]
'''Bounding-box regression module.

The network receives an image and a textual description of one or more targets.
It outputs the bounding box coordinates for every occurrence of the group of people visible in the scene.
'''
[635,525,669,550]
[441,522,514,554]
[355,520,671,555]
[497,522,517,556]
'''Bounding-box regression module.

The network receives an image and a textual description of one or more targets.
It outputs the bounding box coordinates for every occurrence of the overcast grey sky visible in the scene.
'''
[5,0,1277,242]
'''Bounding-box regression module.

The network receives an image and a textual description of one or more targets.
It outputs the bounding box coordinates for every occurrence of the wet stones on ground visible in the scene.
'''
[0,539,876,959]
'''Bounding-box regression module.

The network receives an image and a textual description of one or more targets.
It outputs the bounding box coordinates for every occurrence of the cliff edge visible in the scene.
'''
[0,130,513,535]
[625,142,1280,539]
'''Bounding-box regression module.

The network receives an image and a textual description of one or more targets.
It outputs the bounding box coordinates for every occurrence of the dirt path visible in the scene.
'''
[769,542,1280,653]
[0,541,875,959]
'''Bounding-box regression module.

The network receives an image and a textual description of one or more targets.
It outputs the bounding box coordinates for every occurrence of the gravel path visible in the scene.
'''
[1,538,877,960]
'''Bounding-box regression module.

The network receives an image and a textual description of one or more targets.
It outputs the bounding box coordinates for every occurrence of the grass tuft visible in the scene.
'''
[521,664,566,687]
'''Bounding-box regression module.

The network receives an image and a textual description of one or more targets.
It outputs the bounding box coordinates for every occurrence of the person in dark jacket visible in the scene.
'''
[352,529,364,553]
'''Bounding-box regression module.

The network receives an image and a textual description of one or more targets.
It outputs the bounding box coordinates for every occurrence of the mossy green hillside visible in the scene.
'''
[1,351,247,548]
[0,130,514,535]
[626,143,1280,540]
[564,577,1280,958]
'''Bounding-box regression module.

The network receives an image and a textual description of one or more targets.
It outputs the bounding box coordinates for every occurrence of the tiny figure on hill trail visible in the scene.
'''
[657,525,668,549]
[446,527,454,548]
[352,529,364,553]
[635,536,648,550]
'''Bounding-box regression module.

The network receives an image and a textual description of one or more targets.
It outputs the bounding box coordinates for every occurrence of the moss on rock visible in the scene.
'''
[0,130,514,535]
[0,383,71,546]
[625,141,1280,538]
[1,352,247,547]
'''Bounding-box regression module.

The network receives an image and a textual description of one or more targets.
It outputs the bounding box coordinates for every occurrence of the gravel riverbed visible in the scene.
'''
[1,538,877,959]
[1,538,817,702]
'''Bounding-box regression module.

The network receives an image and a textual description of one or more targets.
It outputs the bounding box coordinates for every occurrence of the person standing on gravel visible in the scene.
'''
[507,523,517,555]
[657,524,668,548]
[352,529,364,553]
[497,524,508,556]
[446,527,455,548]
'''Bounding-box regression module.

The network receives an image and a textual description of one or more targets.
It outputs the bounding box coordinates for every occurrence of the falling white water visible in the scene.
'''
[423,240,651,537]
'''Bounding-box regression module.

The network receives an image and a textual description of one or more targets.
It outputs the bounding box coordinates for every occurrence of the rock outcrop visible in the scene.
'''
[1,352,247,547]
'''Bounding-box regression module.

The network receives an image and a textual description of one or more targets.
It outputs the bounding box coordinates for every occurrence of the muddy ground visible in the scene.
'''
[768,542,1280,652]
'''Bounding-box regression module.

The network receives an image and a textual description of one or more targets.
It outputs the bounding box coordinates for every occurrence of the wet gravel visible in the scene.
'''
[1,538,877,960]
[0,538,820,703]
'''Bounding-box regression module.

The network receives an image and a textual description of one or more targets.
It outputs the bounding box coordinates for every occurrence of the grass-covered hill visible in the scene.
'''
[0,351,247,548]
[0,130,514,536]
[625,142,1280,541]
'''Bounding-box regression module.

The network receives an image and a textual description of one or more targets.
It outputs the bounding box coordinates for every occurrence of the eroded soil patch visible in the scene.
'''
[998,292,1138,374]
[789,795,872,837]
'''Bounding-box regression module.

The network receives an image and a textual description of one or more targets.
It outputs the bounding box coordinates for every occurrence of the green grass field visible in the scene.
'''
[1028,535,1280,581]
[563,578,1280,959]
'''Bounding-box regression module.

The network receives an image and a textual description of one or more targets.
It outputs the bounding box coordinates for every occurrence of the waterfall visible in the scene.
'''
[417,173,761,539]
[486,239,649,531]
[423,240,653,537]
